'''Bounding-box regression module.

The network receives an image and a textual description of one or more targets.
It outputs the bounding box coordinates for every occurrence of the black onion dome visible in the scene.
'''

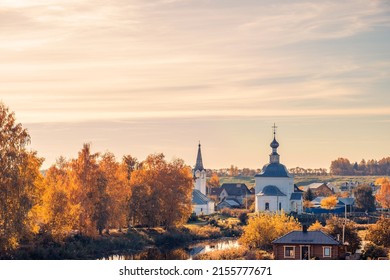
[270,137,279,149]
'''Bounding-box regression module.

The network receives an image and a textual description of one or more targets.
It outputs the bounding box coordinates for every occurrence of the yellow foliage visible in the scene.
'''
[321,196,338,209]
[308,220,324,231]
[375,177,390,209]
[239,212,301,249]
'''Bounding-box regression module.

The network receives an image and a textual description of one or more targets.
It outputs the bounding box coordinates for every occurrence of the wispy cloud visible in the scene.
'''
[1,0,389,125]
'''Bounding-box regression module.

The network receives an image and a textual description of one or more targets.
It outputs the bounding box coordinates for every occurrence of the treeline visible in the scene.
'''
[0,102,193,255]
[288,167,328,176]
[330,157,390,176]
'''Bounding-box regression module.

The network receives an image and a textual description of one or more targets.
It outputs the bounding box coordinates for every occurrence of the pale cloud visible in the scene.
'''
[0,0,389,128]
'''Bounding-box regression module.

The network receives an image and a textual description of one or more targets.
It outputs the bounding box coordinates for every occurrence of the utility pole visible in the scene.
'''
[342,204,347,244]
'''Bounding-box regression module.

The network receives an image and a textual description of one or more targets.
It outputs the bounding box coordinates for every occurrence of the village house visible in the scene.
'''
[302,183,336,197]
[272,227,344,260]
[210,183,252,210]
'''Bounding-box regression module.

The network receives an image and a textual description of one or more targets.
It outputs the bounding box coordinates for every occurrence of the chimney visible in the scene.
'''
[302,225,308,233]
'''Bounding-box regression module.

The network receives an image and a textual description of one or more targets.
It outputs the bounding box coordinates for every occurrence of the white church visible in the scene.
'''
[254,126,303,214]
[191,143,215,215]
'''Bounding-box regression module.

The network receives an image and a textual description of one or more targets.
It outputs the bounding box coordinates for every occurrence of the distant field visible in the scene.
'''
[219,175,383,189]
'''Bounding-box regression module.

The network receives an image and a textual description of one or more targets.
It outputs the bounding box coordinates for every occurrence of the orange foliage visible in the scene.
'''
[376,177,390,209]
[320,196,338,209]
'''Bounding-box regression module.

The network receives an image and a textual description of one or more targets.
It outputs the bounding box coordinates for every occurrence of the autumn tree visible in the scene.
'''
[207,173,220,189]
[375,177,390,209]
[0,102,44,253]
[365,216,390,247]
[71,143,106,236]
[308,220,324,231]
[320,196,338,209]
[99,152,130,232]
[129,153,193,228]
[239,212,301,250]
[122,154,138,181]
[353,184,376,212]
[324,216,361,253]
[330,158,353,175]
[40,158,79,240]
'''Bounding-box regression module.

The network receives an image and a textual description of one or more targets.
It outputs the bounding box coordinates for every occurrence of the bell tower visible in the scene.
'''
[193,142,207,195]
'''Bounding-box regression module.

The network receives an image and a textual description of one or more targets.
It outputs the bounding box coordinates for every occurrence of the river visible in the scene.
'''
[102,238,240,260]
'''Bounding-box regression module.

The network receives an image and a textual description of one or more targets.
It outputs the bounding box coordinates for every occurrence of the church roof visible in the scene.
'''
[255,163,292,178]
[192,189,212,205]
[258,185,286,196]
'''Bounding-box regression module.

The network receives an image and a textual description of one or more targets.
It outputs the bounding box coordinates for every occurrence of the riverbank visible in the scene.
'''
[7,222,243,260]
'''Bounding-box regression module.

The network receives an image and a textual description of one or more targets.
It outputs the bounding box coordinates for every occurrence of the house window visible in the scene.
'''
[284,246,295,258]
[323,247,332,258]
[279,202,282,211]
[265,202,270,210]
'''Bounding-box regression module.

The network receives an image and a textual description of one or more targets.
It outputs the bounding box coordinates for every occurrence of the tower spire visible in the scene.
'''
[195,142,204,170]
[270,123,280,164]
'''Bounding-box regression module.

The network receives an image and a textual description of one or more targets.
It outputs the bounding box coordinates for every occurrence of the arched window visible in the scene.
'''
[265,202,270,210]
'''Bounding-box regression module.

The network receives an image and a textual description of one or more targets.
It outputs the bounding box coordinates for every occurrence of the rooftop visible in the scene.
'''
[272,230,340,245]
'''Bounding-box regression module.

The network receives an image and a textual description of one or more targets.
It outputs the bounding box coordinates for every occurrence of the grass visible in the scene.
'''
[193,246,273,260]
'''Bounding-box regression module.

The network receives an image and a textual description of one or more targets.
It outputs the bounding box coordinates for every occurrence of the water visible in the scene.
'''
[102,239,240,260]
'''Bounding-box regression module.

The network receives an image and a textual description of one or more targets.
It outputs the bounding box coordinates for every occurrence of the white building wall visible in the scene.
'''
[255,176,294,212]
[256,196,289,212]
[192,201,215,215]
[194,170,207,195]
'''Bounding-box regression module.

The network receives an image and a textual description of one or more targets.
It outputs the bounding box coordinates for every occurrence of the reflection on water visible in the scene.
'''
[103,239,239,260]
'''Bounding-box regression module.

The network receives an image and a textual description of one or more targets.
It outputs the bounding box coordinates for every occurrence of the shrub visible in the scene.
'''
[189,225,222,240]
[365,216,390,247]
[362,242,388,260]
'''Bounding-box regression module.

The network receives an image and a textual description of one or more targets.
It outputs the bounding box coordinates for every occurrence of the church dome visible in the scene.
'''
[255,163,292,178]
[270,137,279,149]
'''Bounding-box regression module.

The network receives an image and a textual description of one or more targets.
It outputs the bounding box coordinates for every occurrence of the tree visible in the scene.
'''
[70,143,103,236]
[0,102,44,253]
[129,154,193,228]
[207,173,220,189]
[303,188,315,201]
[308,220,324,231]
[375,177,390,209]
[320,196,338,209]
[239,212,301,250]
[361,242,388,260]
[100,153,130,232]
[122,154,138,181]
[330,158,353,175]
[324,216,361,253]
[41,158,79,240]
[365,216,390,247]
[353,185,376,212]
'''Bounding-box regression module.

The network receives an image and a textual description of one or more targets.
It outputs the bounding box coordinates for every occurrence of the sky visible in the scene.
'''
[1,0,390,170]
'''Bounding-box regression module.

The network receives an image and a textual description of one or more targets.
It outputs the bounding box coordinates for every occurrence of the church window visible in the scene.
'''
[265,202,270,210]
